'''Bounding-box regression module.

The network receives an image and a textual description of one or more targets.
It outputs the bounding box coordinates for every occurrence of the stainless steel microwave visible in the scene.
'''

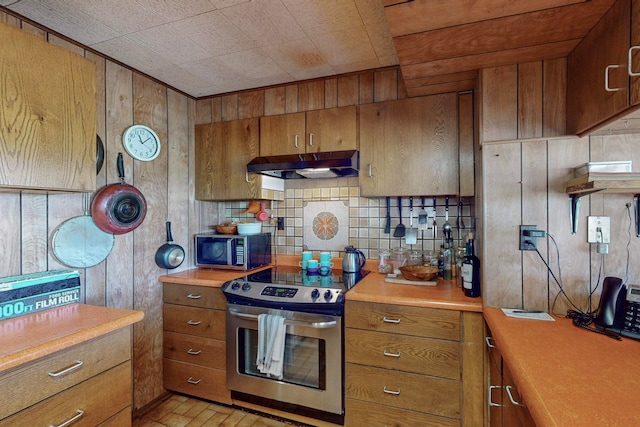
[195,232,271,270]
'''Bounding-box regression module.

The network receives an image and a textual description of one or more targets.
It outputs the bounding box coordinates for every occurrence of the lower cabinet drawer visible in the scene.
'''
[346,363,460,419]
[0,361,131,426]
[0,328,130,420]
[163,304,225,339]
[345,328,460,379]
[164,358,231,404]
[163,330,226,370]
[345,398,459,427]
[98,407,131,427]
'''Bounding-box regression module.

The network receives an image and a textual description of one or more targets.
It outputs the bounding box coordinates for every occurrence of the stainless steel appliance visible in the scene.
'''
[194,232,271,270]
[222,266,367,425]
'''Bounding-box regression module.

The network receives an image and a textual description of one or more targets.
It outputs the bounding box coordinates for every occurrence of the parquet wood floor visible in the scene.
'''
[133,393,313,427]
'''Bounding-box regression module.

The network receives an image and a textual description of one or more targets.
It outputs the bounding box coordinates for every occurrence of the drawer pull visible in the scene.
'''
[186,320,202,325]
[186,293,202,299]
[50,409,84,427]
[485,336,496,348]
[489,385,504,407]
[48,360,83,377]
[383,349,400,357]
[187,377,202,385]
[505,385,525,407]
[383,386,400,395]
[382,316,401,324]
[187,348,202,355]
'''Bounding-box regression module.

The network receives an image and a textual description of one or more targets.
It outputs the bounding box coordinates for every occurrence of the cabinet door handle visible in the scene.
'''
[186,320,201,325]
[488,385,504,407]
[485,336,496,348]
[309,133,314,147]
[383,349,400,357]
[48,360,83,377]
[187,377,202,385]
[294,134,300,148]
[605,64,623,92]
[187,348,202,355]
[245,171,250,183]
[186,293,202,299]
[50,409,84,427]
[383,386,400,395]
[368,164,373,177]
[382,316,401,323]
[629,46,640,76]
[505,385,525,407]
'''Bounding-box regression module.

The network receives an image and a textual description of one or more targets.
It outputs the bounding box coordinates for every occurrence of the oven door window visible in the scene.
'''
[238,328,325,389]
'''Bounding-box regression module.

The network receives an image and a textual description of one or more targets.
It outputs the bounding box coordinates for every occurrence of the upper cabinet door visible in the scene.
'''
[305,106,357,153]
[359,94,459,197]
[195,119,261,201]
[259,113,305,156]
[259,106,357,156]
[0,22,96,191]
[567,0,631,135]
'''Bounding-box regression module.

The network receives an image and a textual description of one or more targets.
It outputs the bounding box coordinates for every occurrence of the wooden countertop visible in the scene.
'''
[347,270,483,312]
[0,303,144,373]
[158,266,271,287]
[484,307,640,427]
[160,255,482,312]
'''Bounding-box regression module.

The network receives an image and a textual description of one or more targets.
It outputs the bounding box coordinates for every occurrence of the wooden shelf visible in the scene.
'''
[566,179,640,196]
[565,177,640,234]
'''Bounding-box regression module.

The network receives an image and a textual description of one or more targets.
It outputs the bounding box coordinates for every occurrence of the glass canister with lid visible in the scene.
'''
[378,250,393,274]
[390,248,408,274]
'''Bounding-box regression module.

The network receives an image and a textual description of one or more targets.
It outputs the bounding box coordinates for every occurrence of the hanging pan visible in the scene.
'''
[50,193,115,268]
[91,152,147,234]
[155,221,185,269]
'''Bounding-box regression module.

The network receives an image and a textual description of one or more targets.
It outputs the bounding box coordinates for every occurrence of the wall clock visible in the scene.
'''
[122,124,161,161]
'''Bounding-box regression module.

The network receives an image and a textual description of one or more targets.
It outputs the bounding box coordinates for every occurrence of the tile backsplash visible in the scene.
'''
[220,177,475,261]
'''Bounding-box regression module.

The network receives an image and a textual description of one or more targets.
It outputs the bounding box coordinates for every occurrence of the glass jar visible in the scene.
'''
[378,250,392,274]
[390,249,408,274]
[408,250,423,266]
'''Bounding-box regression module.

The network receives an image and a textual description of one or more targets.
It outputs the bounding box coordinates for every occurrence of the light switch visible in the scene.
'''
[587,216,610,243]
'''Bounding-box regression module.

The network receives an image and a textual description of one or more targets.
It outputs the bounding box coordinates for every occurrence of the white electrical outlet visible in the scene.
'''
[587,216,610,243]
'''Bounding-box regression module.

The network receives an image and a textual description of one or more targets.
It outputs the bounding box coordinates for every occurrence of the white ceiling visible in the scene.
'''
[1,0,398,98]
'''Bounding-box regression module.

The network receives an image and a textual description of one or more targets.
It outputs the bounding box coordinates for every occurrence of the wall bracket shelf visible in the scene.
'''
[566,178,640,234]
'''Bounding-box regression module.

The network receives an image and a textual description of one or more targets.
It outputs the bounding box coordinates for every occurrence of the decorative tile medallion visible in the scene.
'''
[303,201,349,251]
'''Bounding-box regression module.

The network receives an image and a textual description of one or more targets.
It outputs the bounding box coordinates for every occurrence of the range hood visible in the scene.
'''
[247,150,359,179]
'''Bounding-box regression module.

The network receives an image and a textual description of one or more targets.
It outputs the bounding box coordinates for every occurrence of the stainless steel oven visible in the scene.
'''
[222,266,367,425]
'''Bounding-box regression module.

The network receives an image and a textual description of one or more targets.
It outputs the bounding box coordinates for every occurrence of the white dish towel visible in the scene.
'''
[256,313,286,379]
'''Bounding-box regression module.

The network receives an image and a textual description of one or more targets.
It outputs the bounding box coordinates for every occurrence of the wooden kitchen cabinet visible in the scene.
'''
[0,328,133,426]
[567,0,638,135]
[486,327,536,427]
[162,283,232,404]
[259,106,357,156]
[359,94,460,197]
[0,22,96,192]
[345,300,484,426]
[195,118,262,201]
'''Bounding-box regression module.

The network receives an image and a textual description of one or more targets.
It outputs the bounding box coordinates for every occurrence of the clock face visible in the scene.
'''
[122,125,161,161]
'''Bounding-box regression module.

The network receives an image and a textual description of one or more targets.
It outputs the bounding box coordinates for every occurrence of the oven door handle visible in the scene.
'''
[228,309,338,329]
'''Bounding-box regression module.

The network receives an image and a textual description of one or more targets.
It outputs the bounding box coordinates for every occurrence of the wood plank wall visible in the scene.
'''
[0,11,197,411]
[480,60,640,315]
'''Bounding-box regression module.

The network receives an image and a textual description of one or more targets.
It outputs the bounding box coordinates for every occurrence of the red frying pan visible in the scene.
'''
[91,152,147,234]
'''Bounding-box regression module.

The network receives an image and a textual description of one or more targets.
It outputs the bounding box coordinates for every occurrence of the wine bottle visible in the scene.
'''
[461,233,481,297]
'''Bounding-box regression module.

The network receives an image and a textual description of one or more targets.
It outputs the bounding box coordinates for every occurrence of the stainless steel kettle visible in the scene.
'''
[342,245,366,273]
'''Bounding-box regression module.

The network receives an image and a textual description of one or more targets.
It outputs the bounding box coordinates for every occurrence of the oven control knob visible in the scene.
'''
[311,289,320,299]
[241,283,251,291]
[231,281,240,290]
[324,290,333,300]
